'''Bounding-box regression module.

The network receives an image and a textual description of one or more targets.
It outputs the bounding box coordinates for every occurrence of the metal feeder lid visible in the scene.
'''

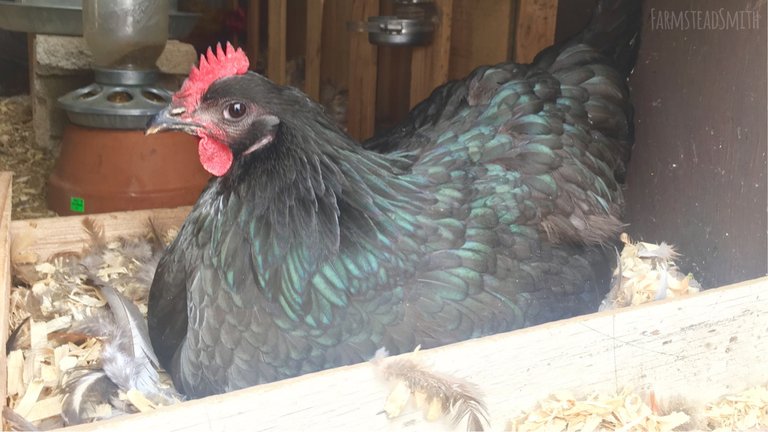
[365,16,434,46]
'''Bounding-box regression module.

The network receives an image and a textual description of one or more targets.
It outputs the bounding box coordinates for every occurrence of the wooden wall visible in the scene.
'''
[374,0,412,130]
[257,0,560,136]
[624,0,768,288]
[449,0,515,79]
[319,0,352,92]
[374,0,560,132]
[553,0,595,42]
[327,0,524,132]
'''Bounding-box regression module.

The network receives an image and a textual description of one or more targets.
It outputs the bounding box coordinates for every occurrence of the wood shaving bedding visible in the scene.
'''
[5,218,179,429]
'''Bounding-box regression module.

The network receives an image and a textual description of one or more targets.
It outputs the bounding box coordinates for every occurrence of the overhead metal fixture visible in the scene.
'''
[349,0,438,46]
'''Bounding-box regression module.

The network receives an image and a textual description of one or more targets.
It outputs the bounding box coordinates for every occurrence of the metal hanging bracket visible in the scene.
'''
[347,0,437,46]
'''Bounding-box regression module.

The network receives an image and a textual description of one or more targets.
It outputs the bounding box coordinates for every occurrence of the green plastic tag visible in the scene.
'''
[70,197,85,213]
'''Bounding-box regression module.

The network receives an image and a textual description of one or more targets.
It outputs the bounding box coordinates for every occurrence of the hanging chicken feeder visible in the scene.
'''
[47,0,210,215]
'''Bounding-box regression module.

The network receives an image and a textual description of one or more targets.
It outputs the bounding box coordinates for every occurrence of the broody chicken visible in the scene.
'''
[145,0,642,398]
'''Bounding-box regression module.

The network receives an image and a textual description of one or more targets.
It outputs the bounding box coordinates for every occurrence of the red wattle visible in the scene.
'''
[198,136,233,176]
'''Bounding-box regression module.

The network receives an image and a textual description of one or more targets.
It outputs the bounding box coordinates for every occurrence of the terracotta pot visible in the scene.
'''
[48,124,211,215]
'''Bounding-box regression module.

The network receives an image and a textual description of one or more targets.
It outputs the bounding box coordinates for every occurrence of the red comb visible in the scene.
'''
[174,42,250,110]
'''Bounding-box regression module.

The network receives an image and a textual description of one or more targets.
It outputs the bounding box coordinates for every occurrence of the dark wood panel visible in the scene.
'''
[625,0,767,288]
[347,0,379,140]
[410,0,454,107]
[448,0,515,80]
[554,0,595,42]
[320,0,353,92]
[512,0,558,63]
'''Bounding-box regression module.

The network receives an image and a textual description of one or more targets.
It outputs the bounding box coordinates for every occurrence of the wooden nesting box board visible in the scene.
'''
[1,170,767,431]
[0,172,12,406]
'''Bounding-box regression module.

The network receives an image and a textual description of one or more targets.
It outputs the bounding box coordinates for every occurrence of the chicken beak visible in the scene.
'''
[145,105,201,136]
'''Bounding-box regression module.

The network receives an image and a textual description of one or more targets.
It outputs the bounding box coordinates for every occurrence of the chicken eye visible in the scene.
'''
[224,102,246,120]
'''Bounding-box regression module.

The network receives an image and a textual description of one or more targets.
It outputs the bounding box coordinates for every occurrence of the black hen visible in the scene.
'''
[145,0,641,398]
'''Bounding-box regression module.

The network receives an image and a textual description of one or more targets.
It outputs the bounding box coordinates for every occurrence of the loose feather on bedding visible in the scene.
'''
[6,217,182,428]
[60,369,122,425]
[372,348,490,431]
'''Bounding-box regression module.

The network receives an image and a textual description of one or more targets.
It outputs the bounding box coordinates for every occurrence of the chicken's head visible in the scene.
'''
[146,43,281,177]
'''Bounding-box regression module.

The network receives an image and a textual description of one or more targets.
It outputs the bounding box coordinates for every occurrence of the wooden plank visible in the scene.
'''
[373,1,411,130]
[513,0,558,64]
[285,0,308,62]
[27,34,36,95]
[247,0,261,71]
[448,0,513,80]
[61,276,768,431]
[409,0,453,108]
[10,206,190,262]
[267,0,288,84]
[374,45,411,131]
[446,0,470,79]
[0,172,12,407]
[305,0,325,100]
[347,0,379,140]
[320,0,352,92]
